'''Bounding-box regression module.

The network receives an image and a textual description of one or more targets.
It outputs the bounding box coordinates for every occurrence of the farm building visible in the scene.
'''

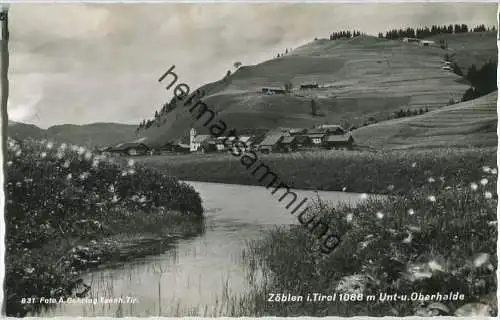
[402,37,420,43]
[258,132,285,153]
[108,142,150,156]
[300,83,319,89]
[317,124,346,135]
[262,87,286,95]
[323,135,355,150]
[419,40,436,47]
[279,136,298,153]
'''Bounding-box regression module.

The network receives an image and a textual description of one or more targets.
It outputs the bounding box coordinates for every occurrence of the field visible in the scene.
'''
[5,138,204,316]
[353,90,497,149]
[137,147,496,195]
[139,31,497,147]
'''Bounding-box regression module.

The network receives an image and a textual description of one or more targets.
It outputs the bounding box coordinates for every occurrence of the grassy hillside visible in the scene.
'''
[141,32,496,148]
[353,91,497,149]
[8,122,139,148]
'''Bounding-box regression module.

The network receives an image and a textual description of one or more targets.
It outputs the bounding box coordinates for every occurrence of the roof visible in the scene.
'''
[110,142,149,151]
[259,132,283,146]
[193,135,211,144]
[239,136,252,143]
[177,143,190,149]
[281,136,296,144]
[318,124,345,130]
[324,135,353,143]
[262,87,285,91]
[306,134,326,139]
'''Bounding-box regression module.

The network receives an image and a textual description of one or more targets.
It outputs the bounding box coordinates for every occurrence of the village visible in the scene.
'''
[99,124,356,157]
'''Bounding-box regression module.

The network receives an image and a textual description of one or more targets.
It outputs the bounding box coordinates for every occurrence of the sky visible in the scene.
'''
[6,2,498,128]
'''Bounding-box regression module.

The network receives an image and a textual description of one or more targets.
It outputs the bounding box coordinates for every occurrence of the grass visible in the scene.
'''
[5,137,205,317]
[353,90,497,149]
[231,149,498,316]
[137,147,496,195]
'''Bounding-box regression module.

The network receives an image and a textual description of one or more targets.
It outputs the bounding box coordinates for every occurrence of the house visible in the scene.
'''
[402,37,420,43]
[262,87,286,95]
[305,128,329,145]
[300,83,319,89]
[419,40,436,47]
[317,124,346,135]
[279,136,298,153]
[323,134,355,150]
[258,132,285,153]
[288,128,307,136]
[108,142,150,156]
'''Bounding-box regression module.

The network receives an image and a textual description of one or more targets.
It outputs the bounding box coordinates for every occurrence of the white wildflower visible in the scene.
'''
[111,195,119,203]
[342,186,347,192]
[15,150,21,157]
[480,178,488,186]
[360,193,368,200]
[387,184,395,191]
[66,173,72,180]
[40,152,47,158]
[484,191,493,199]
[408,208,415,215]
[139,195,147,203]
[15,182,22,187]
[77,146,86,155]
[402,232,412,244]
[491,168,497,175]
[79,172,89,181]
[59,143,67,150]
[470,182,478,191]
[128,169,136,175]
[428,260,445,272]
[121,170,127,176]
[24,267,35,274]
[7,161,12,167]
[376,211,384,219]
[411,162,417,168]
[473,253,490,268]
[128,159,135,167]
[428,195,436,202]
[482,166,491,173]
[63,160,71,168]
[346,213,353,223]
[46,141,54,149]
[427,177,435,183]
[84,151,92,161]
[108,185,115,193]
[487,220,497,226]
[56,151,64,159]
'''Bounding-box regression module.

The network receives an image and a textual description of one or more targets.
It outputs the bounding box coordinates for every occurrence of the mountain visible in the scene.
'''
[8,121,138,148]
[140,31,497,148]
[353,90,497,149]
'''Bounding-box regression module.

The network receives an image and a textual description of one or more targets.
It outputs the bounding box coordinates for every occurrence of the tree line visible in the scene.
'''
[329,30,365,40]
[377,23,495,40]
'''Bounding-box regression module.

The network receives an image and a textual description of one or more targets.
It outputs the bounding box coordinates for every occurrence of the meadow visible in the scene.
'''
[138,147,496,195]
[5,137,204,317]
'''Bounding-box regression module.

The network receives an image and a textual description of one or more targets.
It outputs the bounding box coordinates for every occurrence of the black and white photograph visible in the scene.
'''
[2,2,498,317]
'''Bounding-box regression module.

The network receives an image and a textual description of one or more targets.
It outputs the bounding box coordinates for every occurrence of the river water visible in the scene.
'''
[37,181,373,317]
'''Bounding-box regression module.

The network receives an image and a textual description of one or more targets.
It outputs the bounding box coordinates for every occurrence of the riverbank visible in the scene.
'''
[138,147,496,194]
[230,149,497,316]
[5,138,205,317]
